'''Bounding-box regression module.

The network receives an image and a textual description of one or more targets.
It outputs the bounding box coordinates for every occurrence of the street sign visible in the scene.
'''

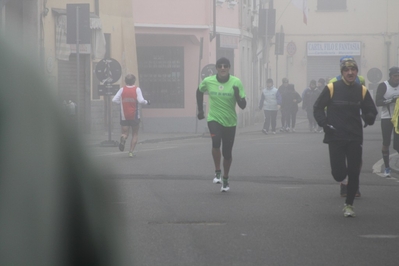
[95,58,122,84]
[367,68,383,83]
[201,64,217,80]
[98,84,120,96]
[287,41,297,56]
[66,4,91,44]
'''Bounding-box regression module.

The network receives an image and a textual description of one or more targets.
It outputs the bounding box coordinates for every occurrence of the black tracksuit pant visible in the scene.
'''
[328,140,362,206]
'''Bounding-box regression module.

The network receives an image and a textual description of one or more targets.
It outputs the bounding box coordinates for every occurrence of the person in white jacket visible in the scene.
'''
[259,78,278,134]
[112,74,150,157]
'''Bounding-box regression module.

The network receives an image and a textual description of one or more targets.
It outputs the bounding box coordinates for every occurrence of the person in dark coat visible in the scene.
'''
[281,84,302,132]
[302,79,321,132]
[277,78,290,131]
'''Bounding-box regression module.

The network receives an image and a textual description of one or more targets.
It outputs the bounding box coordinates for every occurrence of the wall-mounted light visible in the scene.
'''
[42,7,49,17]
[228,1,238,9]
[217,0,225,6]
[42,0,49,17]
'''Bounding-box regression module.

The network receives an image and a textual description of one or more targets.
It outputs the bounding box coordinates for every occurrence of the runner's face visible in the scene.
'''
[390,73,399,87]
[342,66,358,83]
[217,64,230,78]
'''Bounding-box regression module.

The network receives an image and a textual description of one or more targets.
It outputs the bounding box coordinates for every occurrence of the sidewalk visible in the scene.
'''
[83,116,309,147]
[83,116,399,176]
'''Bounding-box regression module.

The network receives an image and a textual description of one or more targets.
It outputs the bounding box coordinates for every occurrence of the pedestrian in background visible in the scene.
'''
[375,67,399,177]
[302,79,321,132]
[196,57,247,192]
[317,78,326,91]
[259,78,278,134]
[314,57,377,217]
[277,78,291,132]
[281,83,302,132]
[112,74,150,158]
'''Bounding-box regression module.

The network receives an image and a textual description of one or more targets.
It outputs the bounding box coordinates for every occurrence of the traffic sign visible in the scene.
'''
[201,64,217,80]
[287,41,296,56]
[95,58,122,84]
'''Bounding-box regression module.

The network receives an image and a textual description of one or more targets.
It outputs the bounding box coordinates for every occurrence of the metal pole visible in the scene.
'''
[211,0,216,41]
[276,55,278,88]
[76,6,80,131]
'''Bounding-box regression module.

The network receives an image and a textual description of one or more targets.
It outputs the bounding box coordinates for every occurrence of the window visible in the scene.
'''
[317,0,346,11]
[137,47,184,108]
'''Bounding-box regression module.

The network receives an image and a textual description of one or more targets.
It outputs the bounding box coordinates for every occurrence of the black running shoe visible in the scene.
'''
[119,136,126,152]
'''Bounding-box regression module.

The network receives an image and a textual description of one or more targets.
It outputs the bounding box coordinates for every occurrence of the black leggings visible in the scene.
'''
[208,121,236,160]
[284,109,298,128]
[263,110,278,131]
[381,118,394,147]
[328,140,362,205]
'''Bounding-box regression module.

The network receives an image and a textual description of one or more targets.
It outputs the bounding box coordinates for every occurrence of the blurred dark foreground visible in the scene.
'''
[0,36,130,265]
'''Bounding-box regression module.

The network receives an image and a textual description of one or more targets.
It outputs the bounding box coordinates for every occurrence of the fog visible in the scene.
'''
[0,0,397,264]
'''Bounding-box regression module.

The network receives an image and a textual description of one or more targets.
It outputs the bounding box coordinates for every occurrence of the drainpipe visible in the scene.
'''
[94,0,99,16]
[210,0,216,41]
[386,40,391,69]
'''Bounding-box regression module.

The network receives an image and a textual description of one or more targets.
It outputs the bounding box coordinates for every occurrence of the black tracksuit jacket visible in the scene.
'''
[313,79,378,144]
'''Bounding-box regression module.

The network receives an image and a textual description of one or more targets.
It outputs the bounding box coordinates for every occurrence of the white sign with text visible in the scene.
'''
[307,42,361,56]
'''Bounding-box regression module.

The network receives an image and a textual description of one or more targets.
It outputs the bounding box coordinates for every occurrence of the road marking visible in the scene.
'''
[372,152,397,177]
[148,221,226,226]
[94,146,177,157]
[360,235,399,239]
[245,136,284,141]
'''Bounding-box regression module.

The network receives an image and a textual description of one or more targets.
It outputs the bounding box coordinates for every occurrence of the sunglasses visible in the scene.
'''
[217,64,230,69]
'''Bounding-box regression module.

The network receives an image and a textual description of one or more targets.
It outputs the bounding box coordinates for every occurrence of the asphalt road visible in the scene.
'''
[90,124,399,266]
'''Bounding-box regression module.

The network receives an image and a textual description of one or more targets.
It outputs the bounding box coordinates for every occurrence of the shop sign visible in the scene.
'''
[307,42,361,56]
[220,35,238,49]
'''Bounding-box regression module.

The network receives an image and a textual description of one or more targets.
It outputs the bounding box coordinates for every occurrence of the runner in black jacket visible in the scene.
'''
[314,58,377,217]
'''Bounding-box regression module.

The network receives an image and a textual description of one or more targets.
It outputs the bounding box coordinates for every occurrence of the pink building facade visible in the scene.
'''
[132,0,250,133]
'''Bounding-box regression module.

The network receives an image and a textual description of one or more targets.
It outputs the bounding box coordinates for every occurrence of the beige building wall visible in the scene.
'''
[43,0,137,92]
[266,0,399,95]
[39,0,138,133]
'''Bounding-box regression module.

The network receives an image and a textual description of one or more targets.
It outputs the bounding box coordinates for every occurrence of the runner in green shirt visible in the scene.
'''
[196,57,246,192]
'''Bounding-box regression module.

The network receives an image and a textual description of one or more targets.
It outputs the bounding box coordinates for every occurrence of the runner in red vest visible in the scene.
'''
[112,74,150,157]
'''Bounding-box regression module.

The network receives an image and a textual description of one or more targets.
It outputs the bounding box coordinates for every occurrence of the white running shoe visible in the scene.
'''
[221,179,230,192]
[384,167,391,177]
[221,184,230,192]
[213,171,222,184]
[343,204,355,217]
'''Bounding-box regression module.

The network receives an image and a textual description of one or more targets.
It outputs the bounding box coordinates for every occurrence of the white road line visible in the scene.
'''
[94,146,177,157]
[360,235,399,239]
[372,152,397,177]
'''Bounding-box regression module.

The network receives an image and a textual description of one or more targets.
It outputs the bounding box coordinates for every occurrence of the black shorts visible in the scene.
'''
[381,118,394,147]
[120,119,140,127]
[207,121,236,159]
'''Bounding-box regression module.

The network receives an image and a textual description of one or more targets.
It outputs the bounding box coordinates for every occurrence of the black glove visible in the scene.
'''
[362,113,375,126]
[197,110,205,120]
[323,124,336,134]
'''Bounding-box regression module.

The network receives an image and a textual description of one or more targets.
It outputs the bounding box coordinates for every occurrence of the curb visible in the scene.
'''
[137,134,204,144]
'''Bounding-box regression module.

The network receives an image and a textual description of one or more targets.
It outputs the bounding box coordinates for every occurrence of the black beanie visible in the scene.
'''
[216,57,230,67]
[389,67,399,77]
